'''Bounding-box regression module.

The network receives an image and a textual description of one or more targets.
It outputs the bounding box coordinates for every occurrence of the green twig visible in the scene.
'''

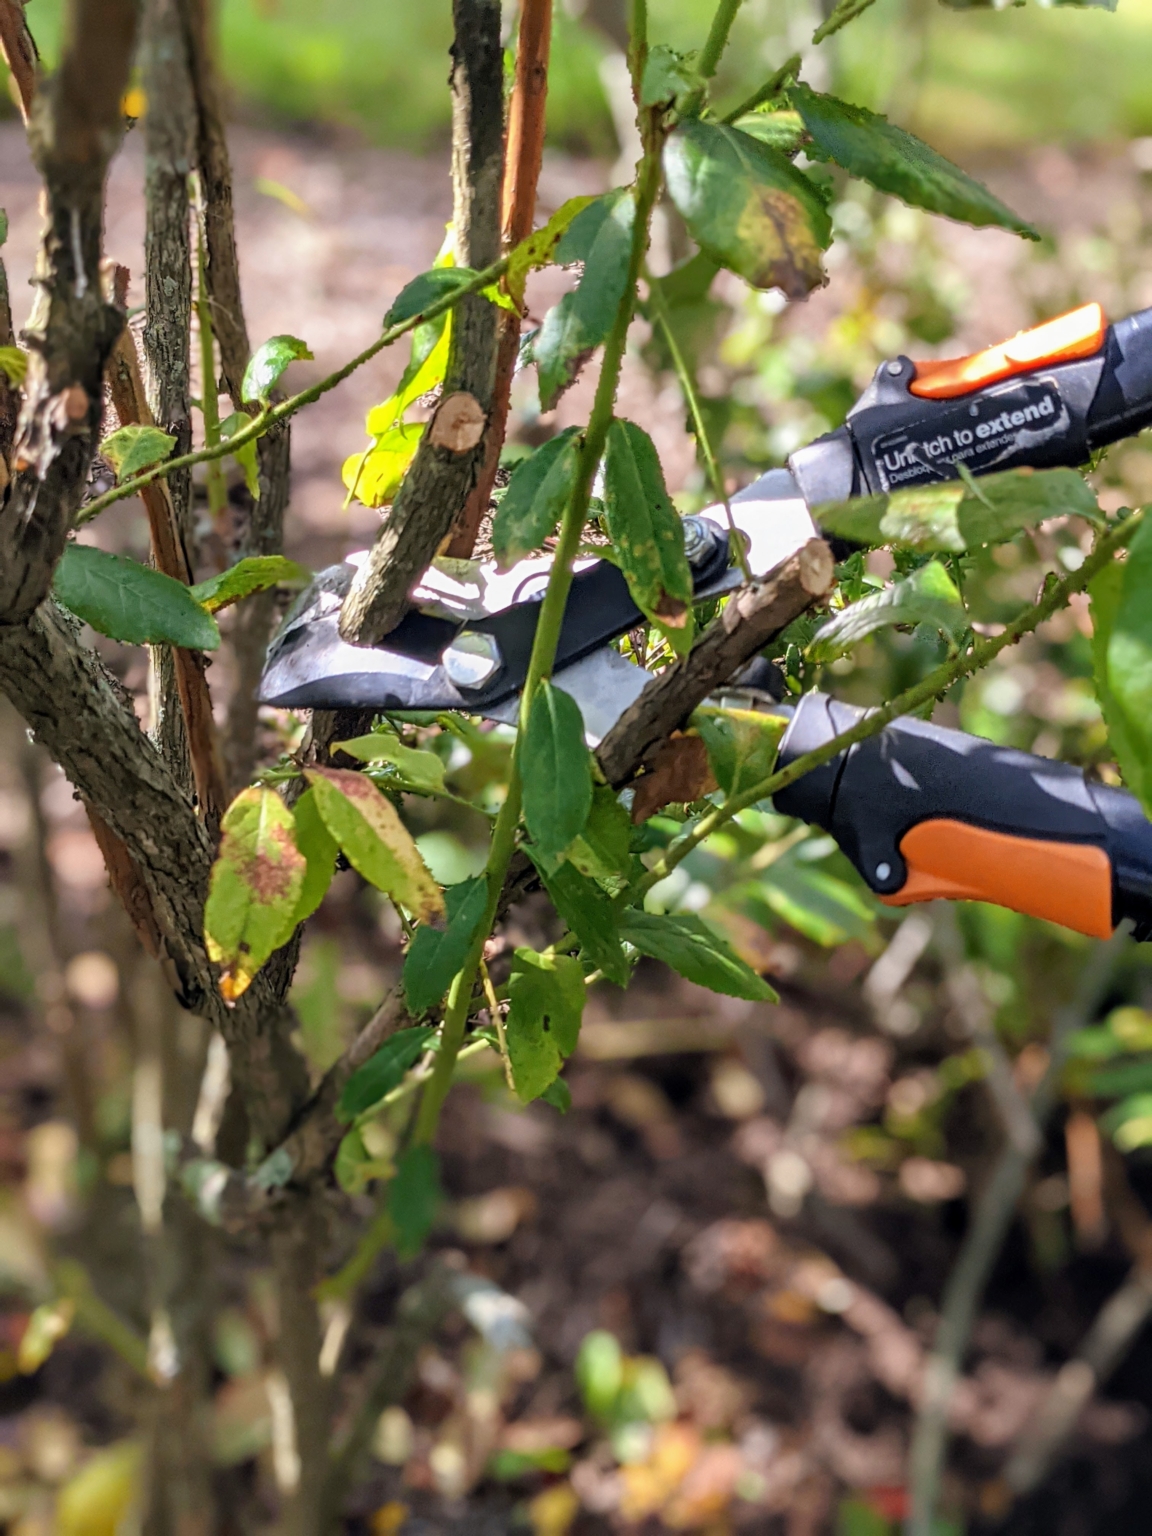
[54,1260,150,1378]
[813,0,879,46]
[412,94,667,1151]
[645,266,752,582]
[633,509,1143,902]
[697,0,744,79]
[628,0,648,96]
[75,253,513,527]
[721,53,801,123]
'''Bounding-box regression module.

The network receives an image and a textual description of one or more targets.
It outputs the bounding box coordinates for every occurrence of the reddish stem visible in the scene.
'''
[444,0,552,559]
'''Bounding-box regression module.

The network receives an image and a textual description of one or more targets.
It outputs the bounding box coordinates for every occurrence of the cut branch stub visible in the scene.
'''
[338,0,504,647]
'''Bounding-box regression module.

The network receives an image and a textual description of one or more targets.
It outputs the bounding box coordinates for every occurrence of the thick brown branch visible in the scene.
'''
[0,603,307,1142]
[596,539,835,786]
[179,0,249,404]
[339,0,504,645]
[0,0,136,623]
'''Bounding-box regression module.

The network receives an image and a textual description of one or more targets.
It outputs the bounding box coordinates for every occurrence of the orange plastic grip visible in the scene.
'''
[908,302,1107,401]
[879,818,1114,939]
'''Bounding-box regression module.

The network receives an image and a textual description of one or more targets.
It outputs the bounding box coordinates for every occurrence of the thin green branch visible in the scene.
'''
[645,265,752,582]
[76,253,513,527]
[697,0,744,79]
[412,102,667,1150]
[633,508,1143,902]
[628,0,648,96]
[813,0,879,46]
[721,53,801,123]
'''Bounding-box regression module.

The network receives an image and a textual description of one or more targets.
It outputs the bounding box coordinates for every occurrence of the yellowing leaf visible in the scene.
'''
[305,768,445,925]
[18,1297,75,1374]
[342,424,424,508]
[57,1441,143,1536]
[204,787,306,1002]
[690,706,788,799]
[0,346,28,386]
[367,317,452,435]
[100,424,177,482]
[505,194,598,302]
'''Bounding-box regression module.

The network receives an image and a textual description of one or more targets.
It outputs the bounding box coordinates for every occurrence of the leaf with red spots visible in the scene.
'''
[304,768,445,926]
[204,786,306,1002]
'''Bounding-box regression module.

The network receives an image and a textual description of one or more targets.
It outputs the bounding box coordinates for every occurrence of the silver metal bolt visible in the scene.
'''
[886,360,903,376]
[875,862,892,882]
[442,630,503,691]
[682,515,721,569]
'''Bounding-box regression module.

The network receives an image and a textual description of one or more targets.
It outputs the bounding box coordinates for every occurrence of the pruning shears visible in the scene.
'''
[261,300,1152,941]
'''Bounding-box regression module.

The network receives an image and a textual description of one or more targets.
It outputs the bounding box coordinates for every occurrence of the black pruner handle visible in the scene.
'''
[773,693,1152,940]
[788,301,1152,506]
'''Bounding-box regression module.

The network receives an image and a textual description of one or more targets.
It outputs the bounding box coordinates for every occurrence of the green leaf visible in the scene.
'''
[535,192,635,411]
[577,1330,623,1421]
[0,345,28,386]
[492,428,582,567]
[529,853,630,987]
[603,419,695,656]
[540,1078,572,1114]
[241,334,313,404]
[505,195,598,299]
[731,110,807,156]
[190,555,308,614]
[619,910,777,1001]
[691,706,787,799]
[520,681,593,860]
[219,411,260,499]
[388,1145,441,1259]
[809,559,966,662]
[568,784,634,882]
[384,267,480,328]
[99,424,177,482]
[290,788,338,926]
[789,84,1038,240]
[1090,559,1150,812]
[341,424,425,508]
[304,768,445,925]
[1090,1059,1152,1098]
[747,851,876,946]
[403,875,489,1016]
[504,949,586,1103]
[640,44,703,107]
[335,730,447,795]
[1102,516,1152,819]
[334,1127,391,1196]
[1101,1093,1152,1152]
[337,1026,438,1121]
[815,467,1101,553]
[663,119,831,298]
[54,545,221,650]
[204,786,306,1002]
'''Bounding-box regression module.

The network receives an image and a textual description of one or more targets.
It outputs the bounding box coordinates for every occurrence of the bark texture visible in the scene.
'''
[339,0,504,645]
[596,539,836,786]
[0,0,136,624]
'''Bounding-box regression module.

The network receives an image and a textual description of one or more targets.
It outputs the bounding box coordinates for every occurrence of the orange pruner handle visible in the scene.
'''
[908,302,1107,400]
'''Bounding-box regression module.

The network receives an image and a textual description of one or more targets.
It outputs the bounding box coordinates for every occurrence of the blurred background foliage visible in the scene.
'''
[17,0,1152,153]
[8,0,1152,1531]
